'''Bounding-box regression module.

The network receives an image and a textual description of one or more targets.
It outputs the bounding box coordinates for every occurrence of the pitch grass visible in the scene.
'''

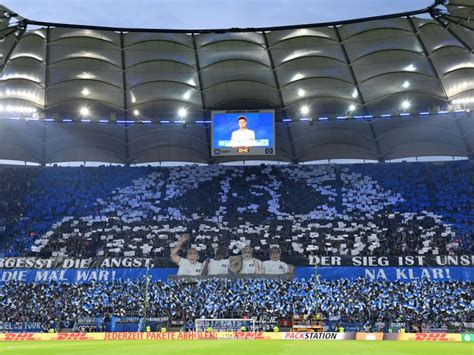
[1,340,473,355]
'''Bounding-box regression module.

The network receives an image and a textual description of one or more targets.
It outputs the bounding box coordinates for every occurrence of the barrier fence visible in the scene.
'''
[0,332,472,342]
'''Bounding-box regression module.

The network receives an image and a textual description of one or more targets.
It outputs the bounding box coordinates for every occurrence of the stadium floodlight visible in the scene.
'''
[298,88,306,97]
[452,97,474,104]
[402,81,410,88]
[178,107,188,118]
[81,87,90,96]
[77,72,96,79]
[0,105,37,113]
[348,104,356,112]
[404,64,416,72]
[401,100,410,110]
[300,105,309,115]
[133,109,140,116]
[0,73,41,83]
[79,106,90,116]
[352,88,359,98]
[291,72,304,82]
[183,90,191,100]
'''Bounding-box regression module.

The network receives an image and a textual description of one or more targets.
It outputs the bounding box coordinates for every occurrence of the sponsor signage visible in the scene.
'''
[0,321,44,332]
[283,332,349,340]
[0,332,466,342]
[355,332,384,341]
[400,333,461,342]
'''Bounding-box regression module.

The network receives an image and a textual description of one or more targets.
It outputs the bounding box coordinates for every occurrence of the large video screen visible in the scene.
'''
[211,110,275,156]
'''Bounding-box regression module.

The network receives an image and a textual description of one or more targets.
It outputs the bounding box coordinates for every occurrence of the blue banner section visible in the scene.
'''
[296,266,472,282]
[0,268,176,283]
[0,267,471,283]
[0,321,44,332]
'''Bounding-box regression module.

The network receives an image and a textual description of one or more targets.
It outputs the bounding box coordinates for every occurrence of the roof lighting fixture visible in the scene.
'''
[291,73,304,82]
[81,87,90,96]
[402,81,410,89]
[178,107,188,118]
[300,105,309,115]
[297,88,306,97]
[404,64,416,72]
[130,92,137,104]
[79,106,90,116]
[401,100,410,110]
[133,109,140,116]
[452,97,474,104]
[348,104,356,112]
[183,90,191,100]
[77,72,96,79]
[352,89,359,98]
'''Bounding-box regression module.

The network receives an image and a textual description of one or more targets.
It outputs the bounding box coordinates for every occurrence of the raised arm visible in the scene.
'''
[170,234,189,265]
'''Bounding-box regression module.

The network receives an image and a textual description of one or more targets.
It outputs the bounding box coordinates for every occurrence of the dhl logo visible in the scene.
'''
[233,332,265,339]
[54,333,93,340]
[413,333,450,341]
[3,333,40,341]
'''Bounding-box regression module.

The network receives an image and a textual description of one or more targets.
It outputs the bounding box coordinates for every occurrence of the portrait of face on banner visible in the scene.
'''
[170,239,294,278]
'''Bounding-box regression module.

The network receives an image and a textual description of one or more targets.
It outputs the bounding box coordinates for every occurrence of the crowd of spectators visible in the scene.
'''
[0,160,472,260]
[1,277,471,327]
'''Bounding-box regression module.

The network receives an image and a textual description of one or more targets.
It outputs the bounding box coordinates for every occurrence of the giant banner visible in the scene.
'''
[0,266,471,283]
[0,255,471,269]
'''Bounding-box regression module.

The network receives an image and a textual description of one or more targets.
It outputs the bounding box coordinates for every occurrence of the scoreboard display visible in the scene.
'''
[211,110,275,157]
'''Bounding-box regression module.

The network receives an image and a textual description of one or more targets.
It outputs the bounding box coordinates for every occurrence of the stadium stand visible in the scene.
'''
[0,0,472,340]
[0,160,472,260]
[1,278,471,329]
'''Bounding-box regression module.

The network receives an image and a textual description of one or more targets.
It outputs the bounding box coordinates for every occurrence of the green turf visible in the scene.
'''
[1,340,472,355]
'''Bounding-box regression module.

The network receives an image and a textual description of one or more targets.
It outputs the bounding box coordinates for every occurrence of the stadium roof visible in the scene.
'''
[0,0,472,165]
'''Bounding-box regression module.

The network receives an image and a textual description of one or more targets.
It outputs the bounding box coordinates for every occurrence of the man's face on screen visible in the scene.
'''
[187,249,199,264]
[242,247,253,260]
[238,118,247,129]
[270,248,281,261]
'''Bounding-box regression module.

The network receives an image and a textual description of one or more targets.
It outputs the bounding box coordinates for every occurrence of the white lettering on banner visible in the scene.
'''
[76,270,114,282]
[0,322,42,331]
[35,270,67,282]
[0,270,27,282]
[364,268,453,281]
[365,269,387,280]
[284,332,339,340]
[308,256,341,266]
[352,256,389,267]
[397,256,425,266]
[100,258,152,268]
[62,259,92,269]
[396,268,450,280]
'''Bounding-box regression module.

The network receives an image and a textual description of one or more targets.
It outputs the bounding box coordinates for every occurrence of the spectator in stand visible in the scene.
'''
[0,278,471,328]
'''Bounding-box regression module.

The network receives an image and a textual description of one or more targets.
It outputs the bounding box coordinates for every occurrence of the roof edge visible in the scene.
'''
[7,2,440,34]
